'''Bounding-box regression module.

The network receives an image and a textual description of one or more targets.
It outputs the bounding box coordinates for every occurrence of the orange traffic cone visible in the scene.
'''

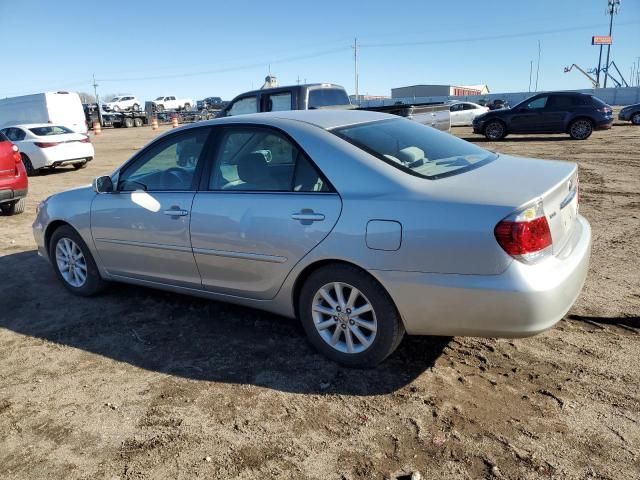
[171,115,179,128]
[151,117,159,130]
[93,120,102,136]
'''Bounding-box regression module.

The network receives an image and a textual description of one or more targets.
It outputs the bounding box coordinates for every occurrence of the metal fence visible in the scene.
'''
[356,87,640,108]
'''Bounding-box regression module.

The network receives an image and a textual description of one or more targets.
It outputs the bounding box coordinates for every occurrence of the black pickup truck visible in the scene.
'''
[217,83,450,131]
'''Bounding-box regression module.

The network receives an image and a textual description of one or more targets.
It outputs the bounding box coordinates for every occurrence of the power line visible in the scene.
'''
[359,20,640,48]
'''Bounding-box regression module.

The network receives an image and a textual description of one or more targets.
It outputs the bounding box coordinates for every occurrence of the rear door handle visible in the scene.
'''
[291,210,325,223]
[163,207,189,217]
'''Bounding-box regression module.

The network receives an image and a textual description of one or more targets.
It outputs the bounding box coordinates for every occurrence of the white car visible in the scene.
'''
[103,95,141,112]
[448,101,489,126]
[0,124,94,175]
[153,96,194,112]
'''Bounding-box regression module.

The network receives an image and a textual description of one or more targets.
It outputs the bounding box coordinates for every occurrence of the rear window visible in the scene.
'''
[332,118,496,180]
[29,126,74,136]
[590,96,608,107]
[0,131,7,142]
[308,88,351,109]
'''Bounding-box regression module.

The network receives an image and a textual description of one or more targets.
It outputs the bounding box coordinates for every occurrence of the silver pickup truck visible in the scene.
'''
[217,83,451,132]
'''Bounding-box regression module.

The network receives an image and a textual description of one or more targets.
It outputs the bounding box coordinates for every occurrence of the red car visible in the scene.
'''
[0,130,28,215]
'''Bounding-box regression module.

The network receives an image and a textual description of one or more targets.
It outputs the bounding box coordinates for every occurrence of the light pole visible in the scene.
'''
[603,0,620,88]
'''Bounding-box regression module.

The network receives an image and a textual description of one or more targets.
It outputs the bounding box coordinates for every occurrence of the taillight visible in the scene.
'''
[35,142,60,148]
[597,107,612,113]
[11,144,21,163]
[494,201,552,264]
[79,136,91,143]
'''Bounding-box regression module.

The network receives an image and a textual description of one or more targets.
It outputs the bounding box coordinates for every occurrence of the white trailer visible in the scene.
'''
[0,91,87,134]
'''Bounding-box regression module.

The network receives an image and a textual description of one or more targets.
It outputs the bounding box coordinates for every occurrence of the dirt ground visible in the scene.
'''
[0,119,638,480]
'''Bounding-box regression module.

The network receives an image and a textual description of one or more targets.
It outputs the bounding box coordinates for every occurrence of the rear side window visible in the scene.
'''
[265,92,292,112]
[0,131,8,142]
[590,96,608,107]
[546,95,574,109]
[308,88,351,108]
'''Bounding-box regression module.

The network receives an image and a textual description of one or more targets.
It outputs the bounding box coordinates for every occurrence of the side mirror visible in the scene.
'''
[93,175,114,193]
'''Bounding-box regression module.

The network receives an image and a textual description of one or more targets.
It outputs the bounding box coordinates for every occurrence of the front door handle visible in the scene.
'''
[163,206,189,217]
[291,209,325,224]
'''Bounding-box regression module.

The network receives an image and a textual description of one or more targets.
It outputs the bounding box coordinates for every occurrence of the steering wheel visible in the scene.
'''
[162,167,192,189]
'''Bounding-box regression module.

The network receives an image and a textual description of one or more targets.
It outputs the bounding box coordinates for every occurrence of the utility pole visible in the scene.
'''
[352,37,359,102]
[528,60,533,92]
[535,40,541,92]
[92,73,102,126]
[603,0,620,88]
[596,43,604,87]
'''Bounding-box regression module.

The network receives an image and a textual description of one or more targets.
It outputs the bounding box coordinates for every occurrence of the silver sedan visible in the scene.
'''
[33,110,591,367]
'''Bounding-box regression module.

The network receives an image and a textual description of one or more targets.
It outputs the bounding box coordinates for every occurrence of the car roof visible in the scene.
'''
[213,109,395,130]
[3,124,74,131]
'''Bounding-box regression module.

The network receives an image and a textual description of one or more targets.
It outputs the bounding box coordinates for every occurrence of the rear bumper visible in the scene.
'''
[595,118,613,130]
[373,215,591,337]
[0,187,27,204]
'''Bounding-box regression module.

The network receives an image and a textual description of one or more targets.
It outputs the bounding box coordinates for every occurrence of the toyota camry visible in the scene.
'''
[33,110,591,367]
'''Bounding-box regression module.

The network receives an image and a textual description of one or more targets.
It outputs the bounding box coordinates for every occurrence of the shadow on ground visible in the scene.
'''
[567,313,640,329]
[0,250,449,395]
[460,136,574,143]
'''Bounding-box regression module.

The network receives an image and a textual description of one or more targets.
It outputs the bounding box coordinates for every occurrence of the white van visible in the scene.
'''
[0,91,87,134]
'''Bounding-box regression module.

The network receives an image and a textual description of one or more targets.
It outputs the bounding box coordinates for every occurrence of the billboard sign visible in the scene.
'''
[592,35,612,45]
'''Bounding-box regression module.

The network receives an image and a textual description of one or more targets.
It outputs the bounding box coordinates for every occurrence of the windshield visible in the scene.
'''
[110,97,120,102]
[155,97,164,100]
[332,118,496,179]
[30,126,74,136]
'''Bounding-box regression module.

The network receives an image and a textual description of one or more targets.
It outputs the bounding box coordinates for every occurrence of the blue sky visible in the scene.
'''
[1,0,638,101]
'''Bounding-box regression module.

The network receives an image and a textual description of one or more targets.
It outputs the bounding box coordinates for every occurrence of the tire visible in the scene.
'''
[113,106,120,112]
[183,103,191,111]
[49,225,106,296]
[632,113,640,125]
[156,104,164,112]
[73,161,87,170]
[484,120,506,140]
[133,117,143,127]
[133,103,140,112]
[123,117,134,128]
[21,153,37,176]
[568,118,593,140]
[1,197,25,215]
[298,264,405,368]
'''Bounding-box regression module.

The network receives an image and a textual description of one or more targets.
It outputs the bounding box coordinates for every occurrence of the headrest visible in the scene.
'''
[397,146,424,164]
[237,152,270,185]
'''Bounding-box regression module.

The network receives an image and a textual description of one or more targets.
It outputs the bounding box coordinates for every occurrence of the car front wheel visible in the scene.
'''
[484,120,506,140]
[49,225,106,296]
[569,119,593,140]
[299,264,405,367]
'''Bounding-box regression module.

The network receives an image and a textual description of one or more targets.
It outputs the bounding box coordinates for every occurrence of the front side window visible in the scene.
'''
[118,129,210,191]
[333,118,496,180]
[227,96,258,116]
[209,127,329,192]
[265,92,292,112]
[462,103,477,110]
[546,95,574,109]
[449,103,463,112]
[4,128,26,141]
[525,96,548,109]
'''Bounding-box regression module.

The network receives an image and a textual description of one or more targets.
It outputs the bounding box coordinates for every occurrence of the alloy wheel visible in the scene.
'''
[632,113,640,125]
[311,282,377,354]
[55,237,88,287]
[485,121,504,140]
[570,120,592,139]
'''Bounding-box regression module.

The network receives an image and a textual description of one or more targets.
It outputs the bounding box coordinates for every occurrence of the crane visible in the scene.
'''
[564,64,599,88]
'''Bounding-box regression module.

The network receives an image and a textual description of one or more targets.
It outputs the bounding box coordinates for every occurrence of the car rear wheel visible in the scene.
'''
[569,119,593,140]
[1,198,25,215]
[123,117,134,128]
[184,103,191,111]
[21,153,37,176]
[632,113,640,125]
[133,117,143,127]
[484,120,506,140]
[133,103,140,111]
[49,225,106,296]
[155,104,164,112]
[113,106,120,112]
[299,264,405,367]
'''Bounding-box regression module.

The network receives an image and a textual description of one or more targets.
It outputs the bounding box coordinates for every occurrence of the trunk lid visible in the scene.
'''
[423,154,579,255]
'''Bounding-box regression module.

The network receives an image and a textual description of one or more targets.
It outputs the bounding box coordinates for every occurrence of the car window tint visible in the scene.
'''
[526,96,548,109]
[228,96,258,116]
[265,92,292,112]
[0,131,7,142]
[118,129,209,192]
[450,104,462,112]
[462,103,476,110]
[29,126,74,136]
[209,127,328,192]
[9,128,26,141]
[547,95,573,109]
[308,88,351,108]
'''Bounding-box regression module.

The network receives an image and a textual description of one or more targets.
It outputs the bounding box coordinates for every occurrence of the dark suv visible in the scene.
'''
[473,92,613,140]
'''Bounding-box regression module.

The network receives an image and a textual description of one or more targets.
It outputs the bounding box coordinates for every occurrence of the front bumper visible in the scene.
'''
[373,215,591,337]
